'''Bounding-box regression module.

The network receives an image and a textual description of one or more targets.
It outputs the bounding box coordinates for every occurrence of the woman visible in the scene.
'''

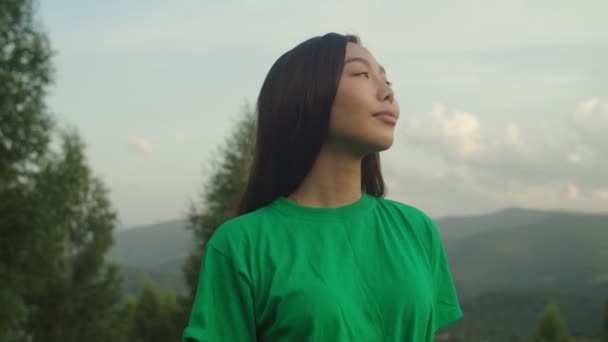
[183,32,462,341]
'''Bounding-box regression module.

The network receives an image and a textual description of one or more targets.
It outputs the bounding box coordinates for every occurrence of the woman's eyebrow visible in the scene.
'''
[344,57,386,75]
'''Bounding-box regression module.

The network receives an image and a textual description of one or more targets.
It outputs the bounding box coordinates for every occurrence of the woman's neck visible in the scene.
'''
[288,144,363,208]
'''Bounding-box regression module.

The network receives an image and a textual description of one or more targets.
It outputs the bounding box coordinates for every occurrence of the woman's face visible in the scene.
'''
[327,42,400,155]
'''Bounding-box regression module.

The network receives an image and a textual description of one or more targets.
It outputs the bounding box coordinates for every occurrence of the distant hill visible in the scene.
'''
[434,207,590,241]
[108,219,192,296]
[107,208,608,308]
[444,211,608,300]
[118,264,186,297]
[444,289,605,337]
[108,219,192,270]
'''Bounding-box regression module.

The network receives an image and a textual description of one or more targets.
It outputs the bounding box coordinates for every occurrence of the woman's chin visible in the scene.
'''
[326,133,395,155]
[367,135,394,153]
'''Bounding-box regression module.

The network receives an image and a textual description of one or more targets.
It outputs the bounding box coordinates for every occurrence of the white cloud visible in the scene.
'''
[402,98,608,173]
[567,153,584,165]
[391,98,608,214]
[507,183,562,207]
[403,104,482,161]
[402,104,532,163]
[594,189,608,200]
[566,183,582,200]
[127,136,152,153]
[573,97,608,153]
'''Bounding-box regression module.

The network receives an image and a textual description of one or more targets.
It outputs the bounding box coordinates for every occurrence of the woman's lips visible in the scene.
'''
[373,111,397,125]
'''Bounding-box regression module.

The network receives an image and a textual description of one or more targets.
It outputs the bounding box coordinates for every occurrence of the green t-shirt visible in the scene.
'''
[183,193,462,341]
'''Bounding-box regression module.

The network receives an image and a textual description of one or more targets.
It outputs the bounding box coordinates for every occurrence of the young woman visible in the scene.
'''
[183,32,462,341]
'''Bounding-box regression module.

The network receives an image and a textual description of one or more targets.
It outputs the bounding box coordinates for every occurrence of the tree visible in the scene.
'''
[183,104,255,302]
[119,297,137,342]
[131,282,162,342]
[0,0,53,174]
[0,0,56,337]
[25,131,126,341]
[603,298,608,342]
[1,1,128,340]
[130,281,185,342]
[159,290,186,340]
[534,303,572,342]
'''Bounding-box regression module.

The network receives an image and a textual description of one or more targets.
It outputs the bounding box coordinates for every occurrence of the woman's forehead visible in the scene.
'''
[345,42,379,66]
[344,42,384,72]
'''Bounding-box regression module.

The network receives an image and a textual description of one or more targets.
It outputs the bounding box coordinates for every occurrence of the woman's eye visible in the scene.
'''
[354,72,392,87]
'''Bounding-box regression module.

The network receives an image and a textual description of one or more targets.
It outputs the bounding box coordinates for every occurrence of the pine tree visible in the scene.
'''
[534,303,572,342]
[131,282,162,342]
[602,298,608,342]
[1,2,128,340]
[130,281,184,342]
[25,130,126,341]
[160,290,186,340]
[183,105,255,302]
[119,297,137,342]
[0,0,55,337]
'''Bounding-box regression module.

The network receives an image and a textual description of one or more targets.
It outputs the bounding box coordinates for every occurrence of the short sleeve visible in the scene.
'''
[426,217,463,332]
[183,244,256,342]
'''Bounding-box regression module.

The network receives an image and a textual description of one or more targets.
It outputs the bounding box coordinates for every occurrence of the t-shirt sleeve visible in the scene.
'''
[426,216,463,332]
[183,244,256,342]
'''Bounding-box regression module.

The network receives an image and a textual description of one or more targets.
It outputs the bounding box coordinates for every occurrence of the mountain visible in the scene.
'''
[108,219,192,270]
[444,211,608,300]
[107,208,608,309]
[118,264,186,296]
[435,207,593,240]
[108,219,192,296]
[445,289,605,337]
[435,207,578,241]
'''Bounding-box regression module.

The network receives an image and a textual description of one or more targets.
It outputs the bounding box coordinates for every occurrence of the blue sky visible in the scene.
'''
[40,1,608,227]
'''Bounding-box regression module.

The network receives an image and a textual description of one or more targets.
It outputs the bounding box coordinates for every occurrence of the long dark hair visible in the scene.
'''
[237,33,386,215]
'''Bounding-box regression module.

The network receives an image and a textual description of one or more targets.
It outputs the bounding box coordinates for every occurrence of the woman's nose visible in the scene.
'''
[378,82,394,103]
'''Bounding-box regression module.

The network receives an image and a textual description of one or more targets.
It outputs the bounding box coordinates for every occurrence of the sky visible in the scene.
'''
[39,0,608,228]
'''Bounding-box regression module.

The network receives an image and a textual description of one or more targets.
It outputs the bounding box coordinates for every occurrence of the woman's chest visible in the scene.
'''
[252,225,435,338]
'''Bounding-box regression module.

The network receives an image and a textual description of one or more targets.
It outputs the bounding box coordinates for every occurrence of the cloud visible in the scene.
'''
[403,105,482,161]
[391,98,608,215]
[594,189,608,200]
[573,97,608,154]
[127,136,152,153]
[402,104,531,163]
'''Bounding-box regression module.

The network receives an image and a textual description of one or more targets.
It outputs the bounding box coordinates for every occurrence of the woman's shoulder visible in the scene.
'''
[375,196,440,242]
[206,205,274,253]
[376,196,434,223]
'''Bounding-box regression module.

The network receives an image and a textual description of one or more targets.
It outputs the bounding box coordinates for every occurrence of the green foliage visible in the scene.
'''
[118,296,137,341]
[23,131,126,341]
[533,303,572,342]
[444,212,608,300]
[448,289,603,337]
[1,0,207,339]
[1,2,130,339]
[0,0,54,176]
[131,282,161,342]
[119,263,186,296]
[183,104,255,302]
[129,282,185,342]
[603,298,608,342]
[0,0,56,337]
